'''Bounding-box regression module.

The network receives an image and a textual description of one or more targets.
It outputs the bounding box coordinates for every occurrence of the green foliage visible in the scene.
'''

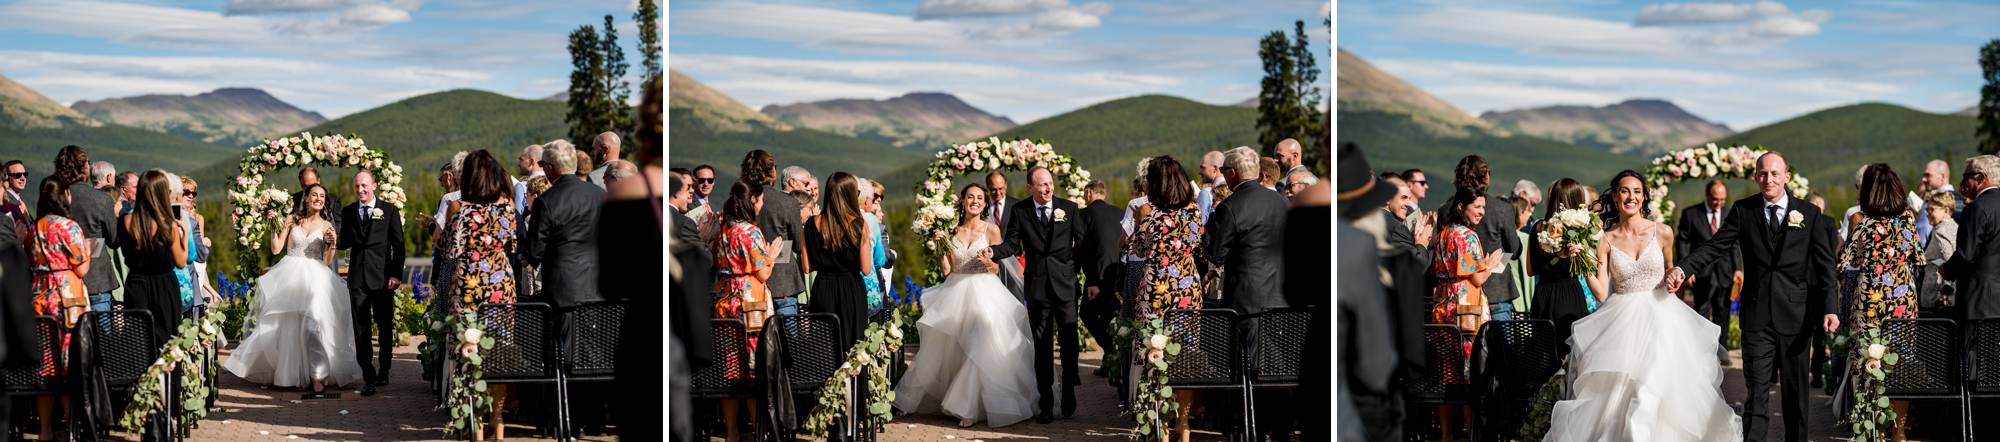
[1128,316,1179,438]
[804,310,904,436]
[1845,325,1900,441]
[635,0,662,77]
[443,310,495,435]
[0,118,240,204]
[566,16,635,150]
[1709,103,1979,214]
[1256,20,1329,169]
[118,310,227,434]
[1517,372,1566,439]
[1980,39,2000,155]
[1339,108,1644,191]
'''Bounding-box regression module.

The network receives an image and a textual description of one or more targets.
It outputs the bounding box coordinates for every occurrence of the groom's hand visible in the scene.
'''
[387,277,401,290]
[1665,267,1686,292]
[1086,287,1099,300]
[1824,314,1840,333]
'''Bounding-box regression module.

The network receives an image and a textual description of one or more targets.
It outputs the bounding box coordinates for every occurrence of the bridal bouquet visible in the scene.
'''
[1537,208,1603,276]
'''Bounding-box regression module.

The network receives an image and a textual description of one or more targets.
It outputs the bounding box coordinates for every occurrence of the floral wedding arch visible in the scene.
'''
[1642,143,1810,223]
[227,132,408,279]
[909,136,1091,283]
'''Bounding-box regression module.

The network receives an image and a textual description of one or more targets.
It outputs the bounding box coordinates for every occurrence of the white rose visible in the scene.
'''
[1148,334,1169,350]
[462,327,483,343]
[888,325,903,339]
[1866,343,1886,360]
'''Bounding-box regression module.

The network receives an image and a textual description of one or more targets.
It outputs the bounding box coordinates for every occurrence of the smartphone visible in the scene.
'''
[173,205,184,219]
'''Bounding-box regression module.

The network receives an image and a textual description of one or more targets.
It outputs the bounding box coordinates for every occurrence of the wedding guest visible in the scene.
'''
[1276,138,1309,187]
[988,171,1026,300]
[525,141,605,309]
[1914,159,1964,243]
[179,176,218,308]
[116,171,139,216]
[988,171,1014,232]
[1945,155,2000,319]
[670,175,703,256]
[1197,150,1227,223]
[1676,179,1737,365]
[1809,192,1828,212]
[794,191,816,223]
[114,170,187,355]
[1336,143,1397,441]
[724,151,804,316]
[1284,169,1315,199]
[1512,179,1542,226]
[1124,156,1204,438]
[56,146,120,315]
[603,159,638,188]
[91,161,115,193]
[1921,190,1959,319]
[1205,146,1290,440]
[1837,163,1924,439]
[1075,180,1124,377]
[868,179,893,292]
[784,166,819,200]
[1,160,27,224]
[1841,164,1870,241]
[805,172,873,349]
[588,131,620,189]
[1526,178,1591,352]
[1120,172,1150,304]
[1502,194,1534,312]
[1370,170,1428,441]
[429,154,466,295]
[163,173,198,309]
[515,144,544,217]
[575,150,594,183]
[856,178,887,313]
[446,150,520,440]
[1258,157,1281,191]
[0,196,43,440]
[693,164,717,209]
[1400,168,1430,234]
[30,176,85,440]
[518,176,552,299]
[709,180,779,442]
[606,76,666,439]
[1455,155,1522,321]
[1427,186,1502,441]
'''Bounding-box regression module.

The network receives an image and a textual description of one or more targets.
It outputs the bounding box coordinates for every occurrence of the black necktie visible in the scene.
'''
[1041,206,1050,224]
[1767,205,1780,234]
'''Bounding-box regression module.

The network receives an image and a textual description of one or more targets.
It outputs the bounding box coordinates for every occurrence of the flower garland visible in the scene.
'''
[1127,316,1180,439]
[442,309,495,435]
[805,309,905,436]
[1643,144,1810,223]
[910,137,1091,284]
[119,309,228,433]
[1843,325,1900,440]
[228,132,407,280]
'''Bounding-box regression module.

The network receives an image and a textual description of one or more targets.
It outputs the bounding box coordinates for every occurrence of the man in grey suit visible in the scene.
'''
[56,146,120,312]
[722,150,805,315]
[1944,155,2000,321]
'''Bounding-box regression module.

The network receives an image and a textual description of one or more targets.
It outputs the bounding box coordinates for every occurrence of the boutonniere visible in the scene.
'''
[368,207,384,220]
[1786,210,1804,230]
[1052,208,1068,223]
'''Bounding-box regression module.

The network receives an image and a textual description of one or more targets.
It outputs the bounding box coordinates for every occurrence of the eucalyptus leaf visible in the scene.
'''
[1883,353,1899,365]
[1876,397,1890,408]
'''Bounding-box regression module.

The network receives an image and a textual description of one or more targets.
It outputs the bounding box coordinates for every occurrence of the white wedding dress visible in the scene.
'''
[1545,234,1742,441]
[891,232,1038,427]
[223,222,366,388]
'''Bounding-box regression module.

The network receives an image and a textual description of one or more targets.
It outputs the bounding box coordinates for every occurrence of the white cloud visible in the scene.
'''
[916,0,1069,18]
[1398,6,1825,61]
[1634,1,1794,25]
[1,50,493,118]
[911,0,1112,36]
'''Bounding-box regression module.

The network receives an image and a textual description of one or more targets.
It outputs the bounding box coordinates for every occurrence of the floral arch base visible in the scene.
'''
[228,132,408,280]
[1643,143,1810,223]
[909,136,1091,284]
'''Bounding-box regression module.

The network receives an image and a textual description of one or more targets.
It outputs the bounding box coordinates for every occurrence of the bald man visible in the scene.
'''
[1276,138,1310,187]
[588,131,621,189]
[1915,158,1963,243]
[1197,150,1227,223]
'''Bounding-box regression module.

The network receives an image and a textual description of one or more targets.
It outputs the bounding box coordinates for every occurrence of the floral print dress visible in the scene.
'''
[446,201,518,311]
[712,221,773,369]
[1838,213,1922,326]
[1429,224,1490,327]
[1123,206,1205,322]
[33,215,89,374]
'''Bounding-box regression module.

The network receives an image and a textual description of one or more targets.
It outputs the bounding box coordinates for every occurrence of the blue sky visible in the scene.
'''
[1338,0,2000,129]
[0,0,652,118]
[669,0,1333,123]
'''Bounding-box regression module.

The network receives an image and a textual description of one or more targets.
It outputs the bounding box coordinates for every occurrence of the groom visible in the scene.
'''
[989,167,1085,423]
[1668,152,1838,442]
[337,170,405,396]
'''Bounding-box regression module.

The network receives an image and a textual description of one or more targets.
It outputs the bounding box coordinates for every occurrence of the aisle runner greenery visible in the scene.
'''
[119,310,228,433]
[806,310,906,437]
[442,309,495,434]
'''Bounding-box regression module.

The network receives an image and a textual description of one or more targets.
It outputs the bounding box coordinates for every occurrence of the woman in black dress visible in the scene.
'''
[1527,178,1593,352]
[804,171,873,350]
[117,170,189,348]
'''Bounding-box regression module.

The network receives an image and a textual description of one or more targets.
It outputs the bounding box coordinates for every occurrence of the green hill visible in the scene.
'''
[1,72,240,202]
[1338,108,1643,192]
[1707,102,1981,212]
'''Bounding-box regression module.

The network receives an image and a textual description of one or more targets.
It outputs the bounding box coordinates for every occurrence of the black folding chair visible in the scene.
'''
[478,303,559,438]
[557,300,623,438]
[1471,319,1562,440]
[1160,308,1244,440]
[84,310,162,440]
[1877,318,1960,439]
[769,313,847,441]
[1405,325,1473,442]
[1966,318,2000,441]
[1239,307,1310,438]
[691,319,763,440]
[3,316,61,439]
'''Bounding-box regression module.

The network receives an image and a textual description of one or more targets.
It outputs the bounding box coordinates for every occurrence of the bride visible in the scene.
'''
[892,184,1037,428]
[223,183,365,392]
[1546,171,1741,441]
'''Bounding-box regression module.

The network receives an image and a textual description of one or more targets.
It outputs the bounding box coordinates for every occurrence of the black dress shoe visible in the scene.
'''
[373,378,390,387]
[1035,413,1053,424]
[361,384,378,396]
[1061,389,1077,418]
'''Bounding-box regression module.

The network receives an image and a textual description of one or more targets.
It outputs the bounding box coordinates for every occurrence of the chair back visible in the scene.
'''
[1407,324,1469,402]
[772,313,845,392]
[2,316,61,393]
[1880,318,1959,397]
[481,303,555,381]
[88,310,157,388]
[1162,308,1239,387]
[1472,319,1562,400]
[1244,308,1311,385]
[691,319,755,398]
[565,301,625,377]
[1970,319,2000,395]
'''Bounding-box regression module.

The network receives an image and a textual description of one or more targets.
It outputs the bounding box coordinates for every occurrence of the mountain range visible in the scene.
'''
[72,88,327,148]
[667,69,925,188]
[1480,99,1734,155]
[761,92,1015,150]
[0,73,242,197]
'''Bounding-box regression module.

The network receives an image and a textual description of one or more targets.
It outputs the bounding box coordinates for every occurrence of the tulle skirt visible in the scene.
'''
[892,272,1037,427]
[1545,289,1741,442]
[223,256,365,388]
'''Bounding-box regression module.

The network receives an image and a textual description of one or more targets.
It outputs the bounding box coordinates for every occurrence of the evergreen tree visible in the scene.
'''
[1980,38,2000,155]
[636,0,662,76]
[1256,20,1328,171]
[566,15,635,152]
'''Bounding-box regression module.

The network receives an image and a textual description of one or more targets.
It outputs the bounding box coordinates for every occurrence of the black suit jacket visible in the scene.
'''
[1075,200,1124,291]
[990,197,1084,304]
[0,214,39,368]
[1477,195,1521,302]
[1378,209,1429,370]
[671,206,706,257]
[1676,203,1737,280]
[1944,188,2000,320]
[67,182,120,294]
[1677,195,1838,334]
[525,174,605,307]
[1206,181,1290,315]
[338,199,406,292]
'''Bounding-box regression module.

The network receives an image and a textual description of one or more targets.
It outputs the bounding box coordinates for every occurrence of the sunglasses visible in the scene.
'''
[1409,179,1428,187]
[183,191,197,198]
[5,172,24,179]
[696,178,715,184]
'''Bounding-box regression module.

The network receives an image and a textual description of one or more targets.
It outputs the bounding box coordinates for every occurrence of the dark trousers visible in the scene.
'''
[1741,327,1812,442]
[351,287,396,382]
[1029,298,1080,415]
[1692,276,1734,350]
[1079,282,1121,359]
